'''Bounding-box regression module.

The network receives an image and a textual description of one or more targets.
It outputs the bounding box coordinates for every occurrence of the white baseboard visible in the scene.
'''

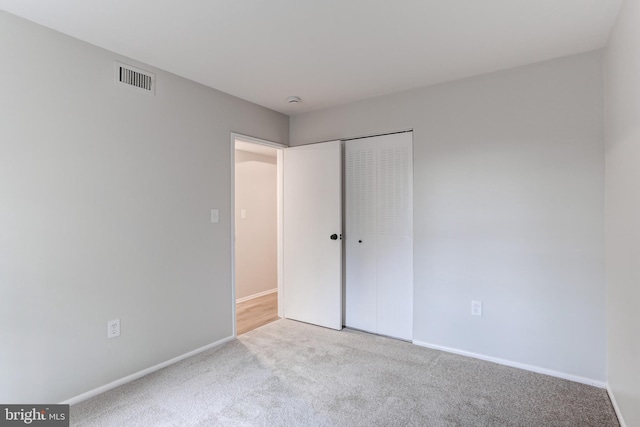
[61,335,235,405]
[607,385,628,427]
[236,288,277,304]
[412,340,606,388]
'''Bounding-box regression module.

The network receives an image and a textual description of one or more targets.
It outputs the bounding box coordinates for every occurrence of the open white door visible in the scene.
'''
[283,141,342,330]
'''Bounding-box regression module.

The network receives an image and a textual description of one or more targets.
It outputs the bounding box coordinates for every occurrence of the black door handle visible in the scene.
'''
[330,234,338,240]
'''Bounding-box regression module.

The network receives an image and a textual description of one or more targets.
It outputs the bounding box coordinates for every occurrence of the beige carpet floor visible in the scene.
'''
[71,319,619,426]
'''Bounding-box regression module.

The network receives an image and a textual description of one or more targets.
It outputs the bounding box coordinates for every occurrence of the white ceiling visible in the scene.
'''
[0,0,622,116]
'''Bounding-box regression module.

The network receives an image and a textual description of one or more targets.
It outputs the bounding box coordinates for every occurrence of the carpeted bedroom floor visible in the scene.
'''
[71,319,619,426]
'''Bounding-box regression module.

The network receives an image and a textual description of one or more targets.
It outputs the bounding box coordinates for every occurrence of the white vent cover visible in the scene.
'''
[114,62,155,95]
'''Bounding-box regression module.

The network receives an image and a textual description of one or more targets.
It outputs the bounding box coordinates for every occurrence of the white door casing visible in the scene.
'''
[283,141,343,330]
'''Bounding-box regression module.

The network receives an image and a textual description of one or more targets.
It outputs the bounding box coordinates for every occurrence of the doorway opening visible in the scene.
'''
[232,134,284,336]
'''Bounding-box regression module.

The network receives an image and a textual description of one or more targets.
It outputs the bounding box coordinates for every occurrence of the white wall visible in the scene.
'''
[234,150,278,300]
[0,11,288,403]
[291,51,606,383]
[604,0,640,424]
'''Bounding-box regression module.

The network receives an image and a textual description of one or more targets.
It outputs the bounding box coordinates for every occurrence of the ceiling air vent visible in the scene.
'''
[114,61,155,95]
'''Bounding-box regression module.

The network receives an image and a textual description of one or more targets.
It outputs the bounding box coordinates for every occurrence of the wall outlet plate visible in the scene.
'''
[107,319,120,338]
[471,300,482,316]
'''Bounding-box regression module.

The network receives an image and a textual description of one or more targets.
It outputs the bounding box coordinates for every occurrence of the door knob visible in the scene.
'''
[330,234,338,240]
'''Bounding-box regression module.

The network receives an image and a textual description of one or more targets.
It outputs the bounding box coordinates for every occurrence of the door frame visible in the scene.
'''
[230,133,286,338]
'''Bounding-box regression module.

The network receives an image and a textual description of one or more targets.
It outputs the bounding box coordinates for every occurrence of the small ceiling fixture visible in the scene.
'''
[287,96,301,104]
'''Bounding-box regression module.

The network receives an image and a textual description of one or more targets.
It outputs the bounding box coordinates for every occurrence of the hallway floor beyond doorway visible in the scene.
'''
[236,292,279,335]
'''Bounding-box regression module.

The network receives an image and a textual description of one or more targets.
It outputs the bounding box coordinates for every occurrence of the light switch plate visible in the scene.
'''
[210,209,219,223]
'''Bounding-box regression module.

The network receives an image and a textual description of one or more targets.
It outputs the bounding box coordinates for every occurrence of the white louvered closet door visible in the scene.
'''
[345,132,413,340]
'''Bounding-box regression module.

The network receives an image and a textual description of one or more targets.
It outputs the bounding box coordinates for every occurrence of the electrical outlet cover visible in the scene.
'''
[107,319,121,338]
[471,300,482,316]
